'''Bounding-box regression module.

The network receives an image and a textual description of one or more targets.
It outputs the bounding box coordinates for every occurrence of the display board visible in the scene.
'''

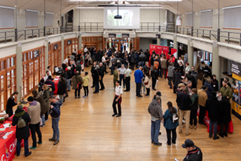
[155,46,162,55]
[104,7,140,29]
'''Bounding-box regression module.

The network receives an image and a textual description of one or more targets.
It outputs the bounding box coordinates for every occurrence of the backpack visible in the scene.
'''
[17,116,26,128]
[171,109,179,123]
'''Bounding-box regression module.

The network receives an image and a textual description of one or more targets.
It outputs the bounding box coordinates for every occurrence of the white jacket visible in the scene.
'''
[144,76,152,88]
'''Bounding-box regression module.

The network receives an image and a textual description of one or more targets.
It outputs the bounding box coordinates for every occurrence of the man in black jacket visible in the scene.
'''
[176,87,192,135]
[91,61,97,88]
[145,49,150,64]
[182,139,203,161]
[45,76,55,95]
[173,68,182,93]
[99,63,105,90]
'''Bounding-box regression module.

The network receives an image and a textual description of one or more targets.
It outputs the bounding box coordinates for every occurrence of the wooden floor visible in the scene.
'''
[15,67,241,161]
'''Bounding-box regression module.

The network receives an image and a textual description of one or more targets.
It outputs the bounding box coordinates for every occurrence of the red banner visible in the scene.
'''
[171,48,177,58]
[149,44,156,65]
[162,46,169,56]
[155,46,162,55]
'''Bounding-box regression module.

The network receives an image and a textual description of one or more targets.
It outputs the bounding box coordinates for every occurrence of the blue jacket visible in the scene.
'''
[204,81,213,98]
[134,69,143,83]
[50,99,62,118]
[163,108,179,130]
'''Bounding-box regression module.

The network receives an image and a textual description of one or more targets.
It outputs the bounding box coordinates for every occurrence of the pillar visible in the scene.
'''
[212,41,220,82]
[187,37,193,68]
[78,32,82,50]
[157,38,161,45]
[45,39,48,70]
[61,34,64,62]
[173,34,178,49]
[16,43,22,102]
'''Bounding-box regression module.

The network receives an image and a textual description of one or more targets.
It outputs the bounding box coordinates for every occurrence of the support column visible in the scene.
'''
[78,32,82,50]
[187,37,193,68]
[61,34,64,62]
[173,34,178,58]
[45,39,49,70]
[157,38,161,45]
[212,41,220,82]
[16,43,22,102]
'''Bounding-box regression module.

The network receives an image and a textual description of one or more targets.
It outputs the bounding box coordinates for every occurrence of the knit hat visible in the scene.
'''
[156,91,162,96]
[27,96,34,102]
[17,104,23,109]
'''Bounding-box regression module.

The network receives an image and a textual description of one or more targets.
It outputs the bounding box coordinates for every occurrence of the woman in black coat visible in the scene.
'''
[6,91,18,117]
[12,105,31,157]
[206,91,220,140]
[57,75,67,103]
[93,67,100,93]
[151,66,158,90]
[219,96,231,137]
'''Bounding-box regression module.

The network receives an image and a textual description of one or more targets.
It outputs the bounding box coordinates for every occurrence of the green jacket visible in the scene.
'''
[190,94,199,106]
[76,65,82,74]
[220,86,232,99]
[113,70,118,82]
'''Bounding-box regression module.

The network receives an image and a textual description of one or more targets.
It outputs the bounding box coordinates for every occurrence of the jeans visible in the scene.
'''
[151,120,161,143]
[140,82,145,93]
[119,74,125,87]
[52,117,60,141]
[125,77,130,91]
[146,88,150,95]
[151,65,153,70]
[136,82,142,96]
[112,96,121,115]
[16,139,29,156]
[209,120,218,137]
[111,65,114,75]
[67,79,71,91]
[179,110,190,134]
[100,76,105,89]
[199,105,206,124]
[190,109,198,126]
[166,128,177,145]
[29,122,42,147]
[75,88,80,97]
[94,81,99,93]
[168,77,173,88]
[83,86,89,96]
[139,61,145,67]
[163,69,167,78]
[41,115,45,125]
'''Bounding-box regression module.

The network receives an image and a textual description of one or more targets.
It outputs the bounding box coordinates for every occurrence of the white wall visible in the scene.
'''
[140,38,156,50]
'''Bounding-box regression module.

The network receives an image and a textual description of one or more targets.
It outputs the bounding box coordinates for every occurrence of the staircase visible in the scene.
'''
[65,22,73,32]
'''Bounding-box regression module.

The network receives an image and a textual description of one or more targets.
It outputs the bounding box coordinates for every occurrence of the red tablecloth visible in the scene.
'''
[198,110,234,133]
[0,121,16,161]
[53,76,60,95]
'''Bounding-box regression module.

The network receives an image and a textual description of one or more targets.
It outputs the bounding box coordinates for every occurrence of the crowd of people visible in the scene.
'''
[5,44,235,161]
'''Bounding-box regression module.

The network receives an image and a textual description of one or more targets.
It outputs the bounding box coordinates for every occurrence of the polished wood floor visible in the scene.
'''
[15,67,241,161]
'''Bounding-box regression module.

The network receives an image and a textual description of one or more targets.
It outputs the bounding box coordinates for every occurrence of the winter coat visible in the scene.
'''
[211,79,219,92]
[33,92,48,116]
[183,146,203,161]
[6,97,17,111]
[12,109,30,140]
[220,86,232,99]
[148,99,163,120]
[174,71,182,87]
[204,81,213,98]
[82,75,89,87]
[50,100,62,118]
[206,93,219,122]
[151,69,158,80]
[93,69,99,82]
[197,89,208,107]
[176,92,192,111]
[161,59,167,69]
[144,76,152,88]
[186,74,197,88]
[71,74,83,89]
[219,97,231,124]
[43,89,50,111]
[76,64,82,74]
[190,94,199,111]
[163,108,179,130]
[45,79,55,92]
[113,70,118,84]
[167,66,175,77]
[57,79,67,95]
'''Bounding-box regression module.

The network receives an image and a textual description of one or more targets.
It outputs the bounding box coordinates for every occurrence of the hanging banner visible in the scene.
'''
[171,48,177,58]
[162,46,169,56]
[155,45,162,55]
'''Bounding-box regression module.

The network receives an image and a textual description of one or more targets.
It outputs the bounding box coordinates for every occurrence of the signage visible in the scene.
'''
[231,61,241,76]
[108,33,116,38]
[33,50,39,58]
[122,33,129,38]
[117,34,121,38]
[54,44,58,50]
[67,40,72,45]
[155,46,162,55]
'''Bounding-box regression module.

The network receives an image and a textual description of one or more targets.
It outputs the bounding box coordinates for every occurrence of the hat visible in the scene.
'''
[27,96,34,102]
[155,95,161,101]
[182,139,195,148]
[17,104,23,109]
[178,83,185,88]
[156,91,162,96]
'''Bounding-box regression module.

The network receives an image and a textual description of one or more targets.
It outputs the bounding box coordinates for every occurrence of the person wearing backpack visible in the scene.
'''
[12,105,32,157]
[163,102,179,145]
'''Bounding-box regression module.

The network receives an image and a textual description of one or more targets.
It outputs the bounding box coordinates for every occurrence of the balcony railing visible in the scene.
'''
[0,22,241,46]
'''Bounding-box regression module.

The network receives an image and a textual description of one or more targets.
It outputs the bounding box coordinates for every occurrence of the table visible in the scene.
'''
[0,121,16,161]
[53,76,60,95]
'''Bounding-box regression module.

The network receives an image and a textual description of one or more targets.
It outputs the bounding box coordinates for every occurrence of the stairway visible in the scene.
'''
[65,22,73,32]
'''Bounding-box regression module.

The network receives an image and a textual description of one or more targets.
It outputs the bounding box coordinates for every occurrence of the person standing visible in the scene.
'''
[167,64,175,89]
[161,56,167,78]
[182,139,203,161]
[148,95,163,146]
[134,66,143,97]
[57,74,67,103]
[176,88,192,136]
[112,80,122,117]
[76,62,82,75]
[163,102,179,145]
[42,84,50,121]
[6,91,18,117]
[113,67,119,88]
[45,76,55,95]
[82,72,89,97]
[99,62,105,90]
[219,96,231,137]
[144,72,151,96]
[12,105,32,157]
[124,66,132,92]
[118,64,126,87]
[206,91,220,140]
[62,57,70,71]
[93,66,100,93]
[91,61,97,88]
[189,88,199,130]
[27,96,42,149]
[151,66,158,91]
[49,96,62,145]
[197,85,208,125]
[72,71,83,99]
[204,78,213,98]
[211,74,219,92]
[66,67,72,91]
[220,80,232,99]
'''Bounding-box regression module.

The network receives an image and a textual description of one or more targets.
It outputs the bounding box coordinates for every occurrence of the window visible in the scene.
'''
[45,12,54,27]
[200,10,212,28]
[0,6,14,29]
[223,5,241,29]
[25,10,38,28]
[186,12,194,27]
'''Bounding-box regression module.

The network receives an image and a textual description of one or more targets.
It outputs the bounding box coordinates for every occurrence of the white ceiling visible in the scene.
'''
[0,0,240,15]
